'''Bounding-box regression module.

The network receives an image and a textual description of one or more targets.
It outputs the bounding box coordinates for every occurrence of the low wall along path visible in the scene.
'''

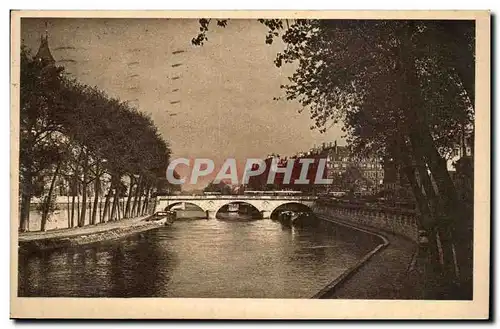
[312,201,420,299]
[314,201,419,242]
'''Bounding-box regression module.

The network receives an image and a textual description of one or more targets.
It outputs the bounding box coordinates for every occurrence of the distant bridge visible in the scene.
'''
[154,195,317,219]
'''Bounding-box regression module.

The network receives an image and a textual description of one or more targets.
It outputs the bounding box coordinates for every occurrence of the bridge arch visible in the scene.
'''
[155,196,317,219]
[269,202,314,220]
[164,201,206,211]
[214,201,263,219]
[164,202,208,218]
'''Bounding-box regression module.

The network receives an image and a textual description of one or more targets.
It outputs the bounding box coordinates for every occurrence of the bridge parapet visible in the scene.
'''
[154,195,317,218]
[156,195,318,201]
[313,200,419,242]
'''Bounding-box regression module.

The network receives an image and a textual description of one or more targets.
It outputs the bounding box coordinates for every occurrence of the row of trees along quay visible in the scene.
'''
[19,42,172,233]
[193,19,474,297]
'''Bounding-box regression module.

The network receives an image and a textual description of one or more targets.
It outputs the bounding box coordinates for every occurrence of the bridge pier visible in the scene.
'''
[206,210,217,219]
[261,210,272,219]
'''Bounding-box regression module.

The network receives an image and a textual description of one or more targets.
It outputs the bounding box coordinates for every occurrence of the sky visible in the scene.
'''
[21,18,345,189]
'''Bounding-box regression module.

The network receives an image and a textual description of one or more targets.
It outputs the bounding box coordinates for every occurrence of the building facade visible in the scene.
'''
[246,140,384,196]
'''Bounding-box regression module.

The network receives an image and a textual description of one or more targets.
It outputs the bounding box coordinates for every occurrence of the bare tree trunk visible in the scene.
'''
[404,132,458,295]
[19,193,31,232]
[400,150,442,295]
[79,184,87,227]
[146,186,152,215]
[417,128,463,286]
[408,133,456,283]
[70,173,78,228]
[70,193,76,228]
[153,193,158,215]
[76,193,80,226]
[91,174,100,225]
[110,185,119,221]
[121,198,125,219]
[131,176,142,217]
[124,175,134,218]
[136,182,144,217]
[19,170,33,232]
[69,150,83,228]
[41,161,61,231]
[79,154,89,227]
[102,180,113,223]
[141,186,150,215]
[99,194,103,223]
[88,198,92,224]
[117,197,122,220]
[110,196,116,221]
[66,190,71,228]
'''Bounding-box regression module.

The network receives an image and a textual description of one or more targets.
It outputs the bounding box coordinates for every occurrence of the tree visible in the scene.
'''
[192,19,474,297]
[20,44,172,230]
[339,165,371,193]
[19,45,67,231]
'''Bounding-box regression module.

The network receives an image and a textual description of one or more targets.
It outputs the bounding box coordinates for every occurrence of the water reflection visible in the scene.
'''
[19,217,378,298]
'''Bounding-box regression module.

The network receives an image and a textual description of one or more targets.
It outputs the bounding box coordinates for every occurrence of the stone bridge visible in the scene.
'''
[155,195,317,219]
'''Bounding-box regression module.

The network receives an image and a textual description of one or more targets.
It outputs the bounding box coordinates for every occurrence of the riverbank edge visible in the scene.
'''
[18,216,165,253]
[311,214,390,299]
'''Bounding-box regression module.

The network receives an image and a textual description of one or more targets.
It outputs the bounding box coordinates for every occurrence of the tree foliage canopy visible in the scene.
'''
[19,45,171,230]
[191,18,475,295]
[193,19,473,158]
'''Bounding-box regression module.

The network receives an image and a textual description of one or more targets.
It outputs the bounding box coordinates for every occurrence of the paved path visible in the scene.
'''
[18,215,152,242]
[316,214,420,299]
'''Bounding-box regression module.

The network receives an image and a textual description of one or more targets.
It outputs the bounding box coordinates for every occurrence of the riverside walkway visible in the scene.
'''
[18,215,153,242]
[315,214,421,299]
[18,215,165,252]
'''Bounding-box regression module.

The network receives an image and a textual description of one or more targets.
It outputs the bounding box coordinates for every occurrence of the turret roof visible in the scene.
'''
[34,32,55,65]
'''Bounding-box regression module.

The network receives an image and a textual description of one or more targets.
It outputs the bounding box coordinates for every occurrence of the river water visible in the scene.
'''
[18,216,379,298]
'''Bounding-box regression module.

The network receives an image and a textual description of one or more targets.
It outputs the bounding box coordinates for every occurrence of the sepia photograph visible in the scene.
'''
[10,10,490,319]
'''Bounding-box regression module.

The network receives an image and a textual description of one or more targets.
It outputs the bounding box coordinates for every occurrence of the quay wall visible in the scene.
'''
[18,217,165,253]
[313,200,420,242]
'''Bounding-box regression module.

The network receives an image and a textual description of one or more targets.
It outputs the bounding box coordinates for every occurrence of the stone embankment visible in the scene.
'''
[312,200,421,299]
[18,216,165,253]
[314,200,419,241]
